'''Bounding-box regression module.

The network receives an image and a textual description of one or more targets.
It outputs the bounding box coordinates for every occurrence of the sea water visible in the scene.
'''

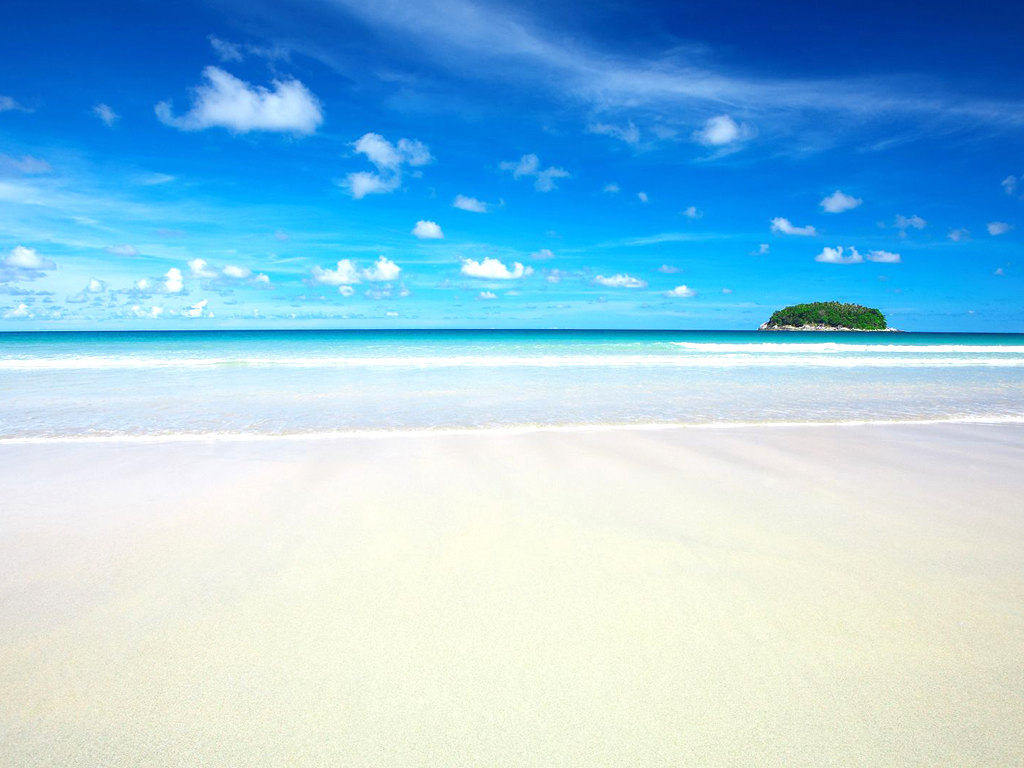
[1,329,1023,440]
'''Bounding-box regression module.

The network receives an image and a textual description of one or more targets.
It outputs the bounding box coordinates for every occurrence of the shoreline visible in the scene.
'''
[2,413,1024,445]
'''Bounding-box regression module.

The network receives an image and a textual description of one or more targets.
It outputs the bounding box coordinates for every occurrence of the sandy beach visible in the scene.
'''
[1,423,1023,767]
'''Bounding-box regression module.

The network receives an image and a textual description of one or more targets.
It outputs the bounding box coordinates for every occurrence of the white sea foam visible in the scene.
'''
[2,415,1023,445]
[3,354,1024,370]
[670,342,1024,353]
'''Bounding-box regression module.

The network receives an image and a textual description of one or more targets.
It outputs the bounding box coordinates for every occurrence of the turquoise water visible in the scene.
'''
[2,329,1023,439]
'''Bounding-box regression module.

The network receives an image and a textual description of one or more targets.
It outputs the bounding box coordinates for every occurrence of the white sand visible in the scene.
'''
[1,423,1023,767]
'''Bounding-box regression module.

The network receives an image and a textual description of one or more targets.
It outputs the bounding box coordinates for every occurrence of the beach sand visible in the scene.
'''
[1,423,1023,767]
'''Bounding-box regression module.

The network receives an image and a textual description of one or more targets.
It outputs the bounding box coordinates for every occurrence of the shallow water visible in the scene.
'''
[2,329,1023,439]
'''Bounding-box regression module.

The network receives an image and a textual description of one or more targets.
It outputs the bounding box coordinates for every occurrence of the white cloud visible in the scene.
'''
[93,103,118,127]
[131,305,164,319]
[657,264,680,273]
[815,246,864,265]
[693,114,751,147]
[866,249,901,263]
[4,245,55,271]
[3,303,30,319]
[156,67,323,135]
[87,278,106,293]
[499,154,570,192]
[135,278,151,291]
[820,190,862,213]
[587,121,640,145]
[948,228,970,242]
[752,243,770,255]
[452,194,488,212]
[312,259,361,285]
[664,285,696,298]
[188,258,218,278]
[594,274,647,288]
[461,257,532,279]
[0,96,30,113]
[412,220,444,239]
[603,182,620,194]
[0,155,51,174]
[1002,175,1019,196]
[105,244,138,257]
[338,285,355,297]
[208,35,244,62]
[637,191,649,203]
[363,256,401,281]
[223,265,252,279]
[164,267,184,293]
[253,273,271,285]
[722,288,733,294]
[682,205,702,219]
[987,221,1013,236]
[994,267,1005,276]
[477,291,497,300]
[182,299,210,318]
[770,217,817,236]
[342,133,431,199]
[531,249,555,260]
[894,214,926,231]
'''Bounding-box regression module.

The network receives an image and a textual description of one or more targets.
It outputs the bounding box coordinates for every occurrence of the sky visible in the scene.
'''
[1,0,1023,331]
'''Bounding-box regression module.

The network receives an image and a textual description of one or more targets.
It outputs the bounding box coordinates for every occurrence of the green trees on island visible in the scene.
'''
[762,302,888,330]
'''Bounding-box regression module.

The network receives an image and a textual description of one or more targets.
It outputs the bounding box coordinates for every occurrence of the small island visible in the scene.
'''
[759,301,898,331]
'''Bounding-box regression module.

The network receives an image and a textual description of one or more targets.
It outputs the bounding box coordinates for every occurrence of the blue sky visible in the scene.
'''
[1,0,1023,331]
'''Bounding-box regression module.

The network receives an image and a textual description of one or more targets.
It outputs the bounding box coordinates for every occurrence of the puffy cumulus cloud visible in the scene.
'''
[188,258,218,278]
[66,279,106,303]
[603,182,620,194]
[2,245,55,282]
[637,191,649,203]
[815,246,864,265]
[693,114,752,148]
[363,256,401,281]
[987,221,1013,236]
[311,259,361,285]
[164,267,184,293]
[682,205,702,219]
[461,257,532,279]
[181,299,212,318]
[156,67,323,135]
[3,303,31,319]
[105,244,138,257]
[948,228,970,242]
[820,190,862,213]
[477,291,498,300]
[131,305,164,319]
[587,121,640,146]
[452,194,488,213]
[412,220,444,239]
[770,217,817,236]
[664,285,696,298]
[531,249,555,260]
[866,249,902,263]
[134,278,151,291]
[499,154,570,192]
[593,274,647,288]
[93,103,118,127]
[657,264,680,273]
[752,243,770,255]
[222,265,252,279]
[814,246,901,264]
[311,257,400,285]
[338,285,355,297]
[253,273,272,286]
[341,133,432,199]
[894,214,926,232]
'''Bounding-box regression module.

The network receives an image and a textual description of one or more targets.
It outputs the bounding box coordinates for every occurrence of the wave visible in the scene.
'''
[4,354,1024,370]
[669,342,1024,353]
[3,415,1024,444]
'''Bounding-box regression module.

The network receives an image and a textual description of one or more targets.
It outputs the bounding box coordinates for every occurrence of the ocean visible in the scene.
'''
[2,329,1023,441]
